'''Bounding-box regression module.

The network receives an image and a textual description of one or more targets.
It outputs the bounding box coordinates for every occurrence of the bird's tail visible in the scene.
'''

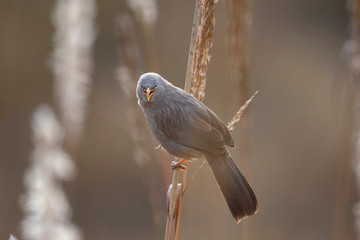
[205,152,258,222]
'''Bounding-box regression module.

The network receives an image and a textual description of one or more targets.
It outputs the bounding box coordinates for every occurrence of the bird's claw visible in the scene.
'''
[171,159,187,170]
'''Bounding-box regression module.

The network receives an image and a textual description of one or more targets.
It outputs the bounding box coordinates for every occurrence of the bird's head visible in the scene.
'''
[136,72,166,104]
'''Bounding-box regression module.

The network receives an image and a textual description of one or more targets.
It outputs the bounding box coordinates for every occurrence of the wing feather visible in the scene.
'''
[153,91,234,156]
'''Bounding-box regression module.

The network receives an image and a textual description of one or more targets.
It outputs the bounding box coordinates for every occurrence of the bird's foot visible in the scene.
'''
[171,159,188,170]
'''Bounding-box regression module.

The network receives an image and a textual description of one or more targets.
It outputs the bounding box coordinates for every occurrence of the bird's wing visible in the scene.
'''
[200,104,235,148]
[185,95,234,147]
[179,95,234,155]
[179,113,229,156]
[154,90,234,155]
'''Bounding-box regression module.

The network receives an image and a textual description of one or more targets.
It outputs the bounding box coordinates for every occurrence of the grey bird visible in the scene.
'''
[136,72,258,222]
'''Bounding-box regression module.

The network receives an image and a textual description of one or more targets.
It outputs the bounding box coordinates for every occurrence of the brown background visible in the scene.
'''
[0,0,356,239]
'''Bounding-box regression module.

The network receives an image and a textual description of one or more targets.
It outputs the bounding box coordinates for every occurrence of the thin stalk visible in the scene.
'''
[141,23,159,72]
[331,83,354,240]
[173,161,188,240]
[164,170,181,240]
[165,0,214,239]
[185,0,201,93]
[173,1,202,238]
[132,0,172,197]
[225,0,254,238]
[115,14,166,235]
[342,0,360,238]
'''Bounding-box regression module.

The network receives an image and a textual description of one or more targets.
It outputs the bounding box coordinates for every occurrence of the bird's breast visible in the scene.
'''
[144,104,186,141]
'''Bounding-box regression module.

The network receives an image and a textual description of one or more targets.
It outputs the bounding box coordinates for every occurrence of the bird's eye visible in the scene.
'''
[154,85,158,89]
[140,85,145,89]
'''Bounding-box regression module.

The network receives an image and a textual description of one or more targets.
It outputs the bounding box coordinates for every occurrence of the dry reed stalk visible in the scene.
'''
[21,105,81,240]
[21,0,96,238]
[224,0,255,238]
[164,179,182,240]
[165,1,216,239]
[331,86,354,240]
[331,0,360,239]
[126,0,172,194]
[228,91,258,132]
[115,14,166,233]
[9,235,18,240]
[224,0,251,104]
[165,164,182,240]
[347,0,360,238]
[188,0,215,101]
[51,0,96,147]
[185,0,202,93]
[46,1,96,231]
[127,0,159,71]
[224,0,252,188]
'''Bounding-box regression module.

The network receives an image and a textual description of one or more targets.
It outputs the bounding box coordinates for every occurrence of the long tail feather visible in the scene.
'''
[205,152,258,222]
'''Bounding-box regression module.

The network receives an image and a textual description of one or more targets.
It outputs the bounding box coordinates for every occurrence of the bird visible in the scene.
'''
[136,72,258,222]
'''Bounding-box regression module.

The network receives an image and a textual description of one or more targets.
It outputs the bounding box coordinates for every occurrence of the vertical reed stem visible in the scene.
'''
[225,0,254,238]
[165,0,213,239]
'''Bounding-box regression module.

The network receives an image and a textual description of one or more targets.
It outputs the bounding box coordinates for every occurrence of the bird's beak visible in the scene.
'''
[143,87,155,101]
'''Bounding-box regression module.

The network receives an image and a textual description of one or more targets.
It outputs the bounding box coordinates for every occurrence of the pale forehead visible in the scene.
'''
[138,73,161,87]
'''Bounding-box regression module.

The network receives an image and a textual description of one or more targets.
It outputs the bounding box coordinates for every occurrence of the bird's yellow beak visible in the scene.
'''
[143,87,155,101]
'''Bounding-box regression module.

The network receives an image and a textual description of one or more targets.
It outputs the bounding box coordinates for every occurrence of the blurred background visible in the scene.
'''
[0,0,356,239]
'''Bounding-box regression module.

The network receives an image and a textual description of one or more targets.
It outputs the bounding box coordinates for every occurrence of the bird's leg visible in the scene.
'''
[171,158,188,170]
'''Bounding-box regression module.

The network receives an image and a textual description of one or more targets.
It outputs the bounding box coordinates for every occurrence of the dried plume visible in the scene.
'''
[114,14,151,166]
[115,14,166,232]
[19,0,96,238]
[127,0,159,71]
[21,105,81,240]
[9,235,18,240]
[224,0,253,170]
[346,0,360,237]
[187,0,215,101]
[227,91,258,132]
[224,0,255,237]
[127,0,158,26]
[121,0,169,232]
[331,0,360,239]
[51,0,96,144]
[225,0,252,100]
